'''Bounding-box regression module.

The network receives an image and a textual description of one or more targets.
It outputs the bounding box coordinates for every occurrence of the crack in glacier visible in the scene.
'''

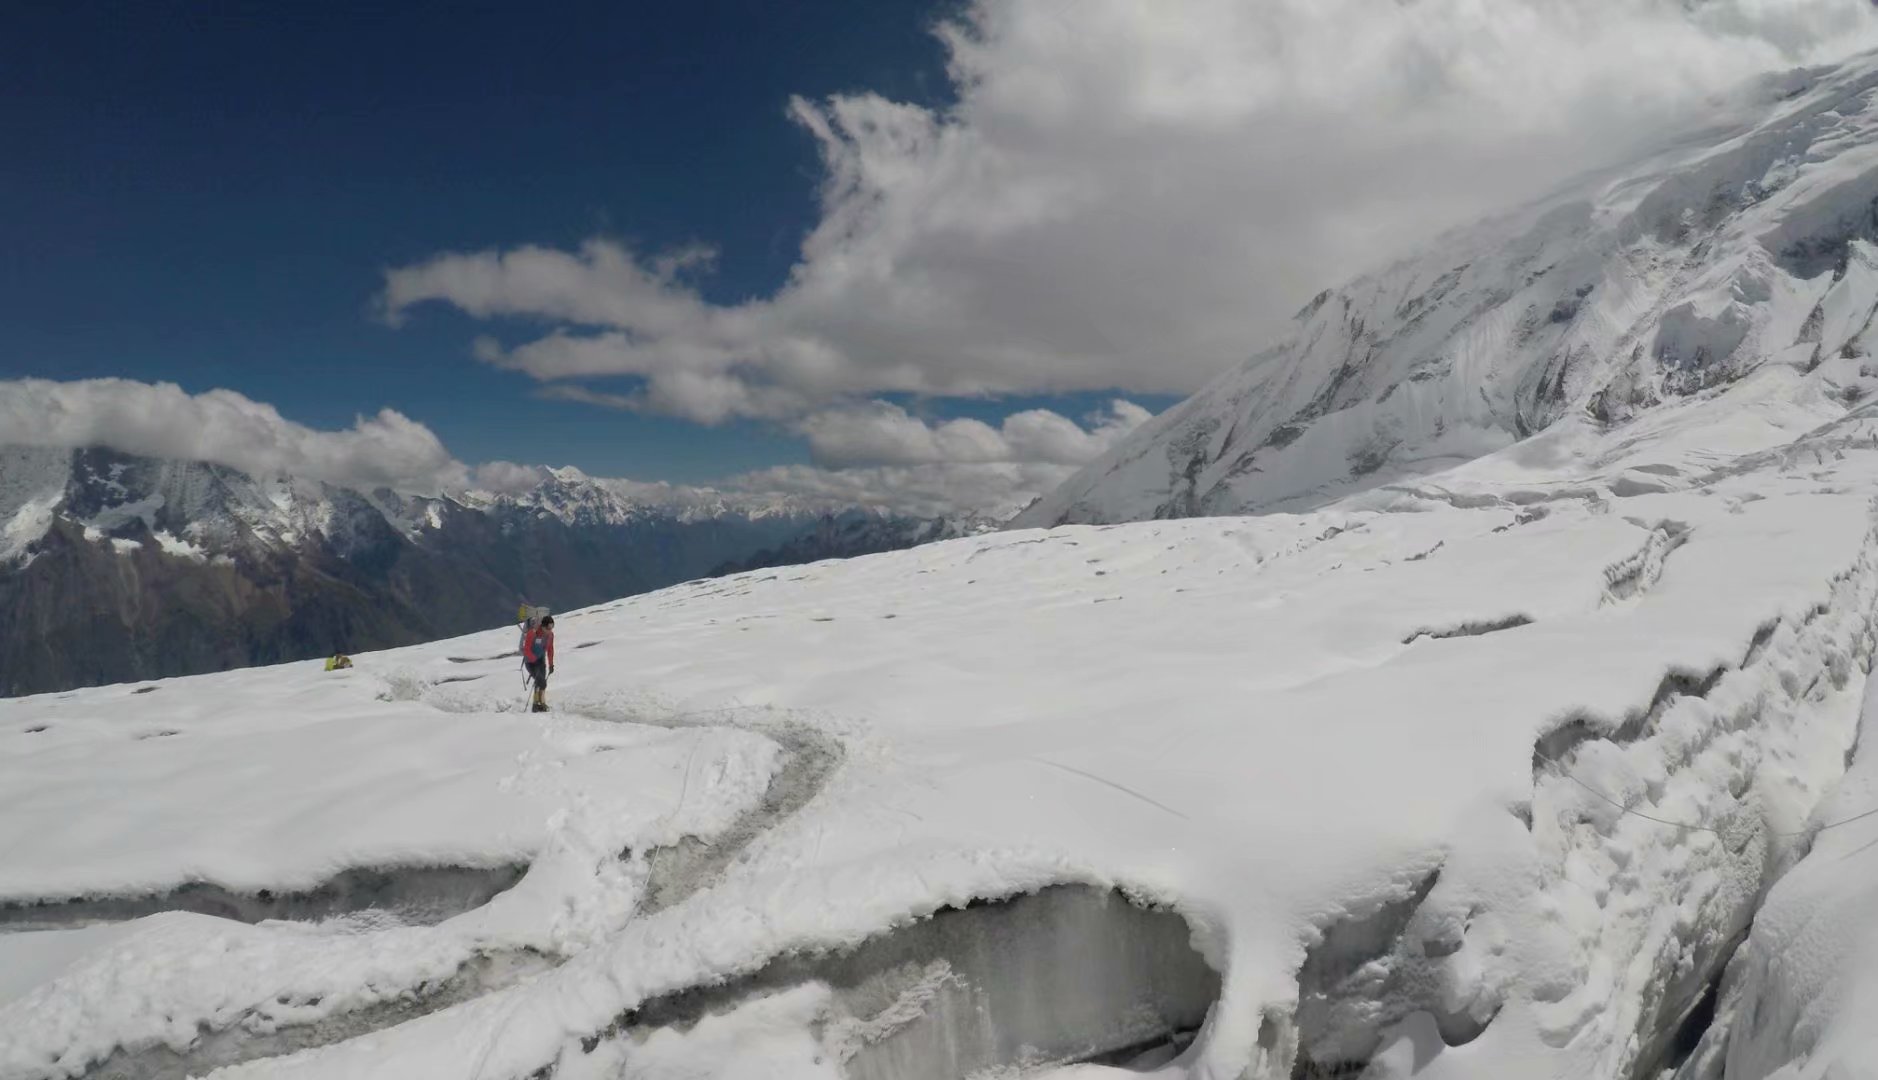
[71,950,555,1080]
[1519,530,1877,1080]
[564,885,1220,1080]
[1401,614,1534,645]
[8,695,835,1079]
[1601,520,1690,604]
[55,702,850,1079]
[0,864,528,933]
[1250,527,1878,1080]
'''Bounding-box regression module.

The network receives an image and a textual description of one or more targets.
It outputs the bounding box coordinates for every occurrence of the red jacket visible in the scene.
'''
[523,625,555,667]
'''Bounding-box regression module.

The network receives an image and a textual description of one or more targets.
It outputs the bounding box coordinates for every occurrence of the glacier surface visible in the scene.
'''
[6,379,1878,1077]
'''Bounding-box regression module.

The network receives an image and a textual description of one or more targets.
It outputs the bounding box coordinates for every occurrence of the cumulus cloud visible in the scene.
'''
[559,394,1151,513]
[0,378,469,494]
[382,0,1878,438]
[468,460,552,495]
[382,240,717,332]
[0,378,1098,516]
[795,398,1151,468]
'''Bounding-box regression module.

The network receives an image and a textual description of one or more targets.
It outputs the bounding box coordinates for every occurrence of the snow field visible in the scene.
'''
[10,396,1878,1077]
[0,416,1849,1078]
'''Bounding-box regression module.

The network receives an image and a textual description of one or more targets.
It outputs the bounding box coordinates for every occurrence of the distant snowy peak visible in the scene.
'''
[0,441,969,574]
[0,446,974,569]
[456,466,830,529]
[459,468,654,529]
[0,446,372,563]
[1018,54,1878,527]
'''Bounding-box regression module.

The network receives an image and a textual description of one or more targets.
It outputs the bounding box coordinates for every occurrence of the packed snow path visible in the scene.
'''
[560,706,846,915]
[8,389,1878,1079]
[0,865,529,933]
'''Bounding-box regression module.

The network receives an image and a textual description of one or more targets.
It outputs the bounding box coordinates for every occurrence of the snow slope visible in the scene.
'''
[6,369,1878,1078]
[1016,55,1878,527]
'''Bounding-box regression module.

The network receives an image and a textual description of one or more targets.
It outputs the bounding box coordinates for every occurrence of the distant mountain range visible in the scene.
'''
[0,447,989,696]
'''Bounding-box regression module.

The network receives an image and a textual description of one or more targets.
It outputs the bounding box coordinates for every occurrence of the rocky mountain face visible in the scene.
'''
[1016,57,1878,527]
[0,448,962,696]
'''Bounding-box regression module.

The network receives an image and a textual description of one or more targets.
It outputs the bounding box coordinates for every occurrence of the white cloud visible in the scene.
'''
[381,0,1878,436]
[1003,399,1153,465]
[0,378,1095,516]
[794,398,1151,468]
[382,239,716,333]
[0,378,469,494]
[468,460,552,495]
[529,392,1151,514]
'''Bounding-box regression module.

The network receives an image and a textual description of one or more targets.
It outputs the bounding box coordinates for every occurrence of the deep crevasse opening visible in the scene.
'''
[567,886,1220,1080]
[1248,528,1878,1080]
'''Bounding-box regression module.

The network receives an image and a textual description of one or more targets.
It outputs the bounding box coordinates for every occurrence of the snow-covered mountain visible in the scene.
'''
[0,447,970,696]
[1017,57,1878,527]
[455,465,828,529]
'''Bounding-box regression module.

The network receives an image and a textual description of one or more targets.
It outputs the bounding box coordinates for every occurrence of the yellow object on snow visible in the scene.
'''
[324,654,353,671]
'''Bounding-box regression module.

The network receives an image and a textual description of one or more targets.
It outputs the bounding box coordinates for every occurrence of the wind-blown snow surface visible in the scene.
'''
[5,371,1878,1077]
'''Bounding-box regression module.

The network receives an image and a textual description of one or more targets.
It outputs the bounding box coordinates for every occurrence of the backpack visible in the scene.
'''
[518,605,550,656]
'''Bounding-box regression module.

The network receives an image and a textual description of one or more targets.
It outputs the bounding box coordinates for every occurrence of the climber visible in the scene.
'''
[522,614,555,712]
[324,653,353,671]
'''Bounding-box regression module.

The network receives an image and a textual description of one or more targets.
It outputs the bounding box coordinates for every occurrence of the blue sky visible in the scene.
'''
[3,0,1177,484]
